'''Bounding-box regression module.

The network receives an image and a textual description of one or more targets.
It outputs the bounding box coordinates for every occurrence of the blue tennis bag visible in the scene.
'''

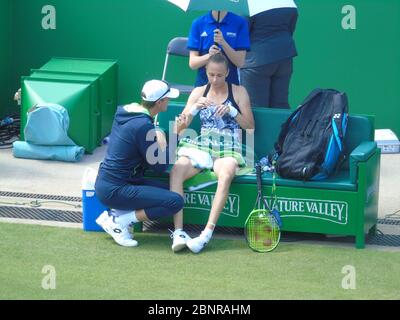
[273,89,349,181]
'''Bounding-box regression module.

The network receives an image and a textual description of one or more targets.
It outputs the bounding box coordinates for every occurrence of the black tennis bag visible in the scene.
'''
[272,89,349,181]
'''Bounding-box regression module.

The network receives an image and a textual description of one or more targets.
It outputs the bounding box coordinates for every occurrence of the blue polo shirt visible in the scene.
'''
[188,11,250,87]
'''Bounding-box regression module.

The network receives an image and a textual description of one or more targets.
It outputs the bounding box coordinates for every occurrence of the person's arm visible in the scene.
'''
[213,29,247,68]
[234,86,255,130]
[155,129,167,152]
[189,47,220,70]
[174,86,210,135]
[215,85,254,130]
[137,123,169,173]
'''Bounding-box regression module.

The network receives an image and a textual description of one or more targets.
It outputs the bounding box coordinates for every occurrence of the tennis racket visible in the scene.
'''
[245,163,281,252]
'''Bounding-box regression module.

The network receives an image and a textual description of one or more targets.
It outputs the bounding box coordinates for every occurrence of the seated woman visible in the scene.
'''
[170,53,255,253]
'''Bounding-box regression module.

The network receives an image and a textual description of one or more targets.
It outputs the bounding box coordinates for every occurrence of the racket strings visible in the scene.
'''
[245,211,280,252]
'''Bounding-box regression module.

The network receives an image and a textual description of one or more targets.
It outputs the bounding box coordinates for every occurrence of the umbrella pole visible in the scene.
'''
[214,10,221,47]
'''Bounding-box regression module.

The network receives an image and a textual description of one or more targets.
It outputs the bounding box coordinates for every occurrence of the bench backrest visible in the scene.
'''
[159,103,374,170]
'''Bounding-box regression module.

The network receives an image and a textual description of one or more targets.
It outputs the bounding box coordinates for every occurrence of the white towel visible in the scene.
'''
[177,147,213,170]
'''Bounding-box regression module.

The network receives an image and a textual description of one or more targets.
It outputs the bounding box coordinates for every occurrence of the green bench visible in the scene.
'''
[146,102,380,249]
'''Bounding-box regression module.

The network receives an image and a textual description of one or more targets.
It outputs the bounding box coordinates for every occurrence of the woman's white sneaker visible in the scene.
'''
[186,231,211,254]
[171,230,191,252]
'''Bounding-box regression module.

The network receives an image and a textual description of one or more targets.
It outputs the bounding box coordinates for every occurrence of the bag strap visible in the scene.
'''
[274,107,301,154]
[331,92,348,140]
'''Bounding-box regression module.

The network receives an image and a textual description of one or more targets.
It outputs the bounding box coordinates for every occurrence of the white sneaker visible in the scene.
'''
[96,211,138,247]
[96,210,134,238]
[186,232,210,254]
[95,210,110,227]
[171,230,191,252]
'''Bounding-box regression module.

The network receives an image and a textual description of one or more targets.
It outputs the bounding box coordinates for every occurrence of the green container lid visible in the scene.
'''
[39,57,118,141]
[40,57,117,75]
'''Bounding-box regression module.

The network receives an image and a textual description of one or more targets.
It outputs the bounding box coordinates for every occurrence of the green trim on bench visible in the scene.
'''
[349,141,378,184]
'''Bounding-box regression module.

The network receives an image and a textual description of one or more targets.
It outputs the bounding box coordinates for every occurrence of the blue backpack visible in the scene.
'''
[273,89,349,181]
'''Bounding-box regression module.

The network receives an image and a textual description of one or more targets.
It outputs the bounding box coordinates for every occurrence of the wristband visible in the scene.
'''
[190,105,200,116]
[229,105,238,118]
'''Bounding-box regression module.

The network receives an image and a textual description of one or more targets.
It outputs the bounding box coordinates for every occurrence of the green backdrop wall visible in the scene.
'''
[0,0,11,118]
[2,0,400,135]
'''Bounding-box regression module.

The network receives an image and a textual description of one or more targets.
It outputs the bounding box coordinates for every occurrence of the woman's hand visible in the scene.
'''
[215,103,238,118]
[214,104,229,117]
[175,113,190,129]
[190,97,211,116]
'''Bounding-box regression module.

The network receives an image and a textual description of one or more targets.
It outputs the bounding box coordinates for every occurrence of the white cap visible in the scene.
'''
[141,80,180,102]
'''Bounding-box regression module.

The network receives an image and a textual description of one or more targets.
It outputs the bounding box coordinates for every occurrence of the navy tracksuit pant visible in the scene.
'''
[95,174,184,221]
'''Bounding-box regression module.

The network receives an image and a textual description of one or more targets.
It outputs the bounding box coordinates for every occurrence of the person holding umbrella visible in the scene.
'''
[188,10,250,87]
[240,0,299,109]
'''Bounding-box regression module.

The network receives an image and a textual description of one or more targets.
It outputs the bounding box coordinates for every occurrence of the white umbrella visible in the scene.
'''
[167,0,297,17]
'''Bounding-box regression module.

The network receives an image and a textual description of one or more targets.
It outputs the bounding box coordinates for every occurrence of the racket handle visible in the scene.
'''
[256,163,262,192]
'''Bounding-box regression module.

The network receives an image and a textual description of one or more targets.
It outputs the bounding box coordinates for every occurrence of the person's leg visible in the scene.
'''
[207,157,238,227]
[139,178,169,190]
[186,157,238,253]
[95,178,184,247]
[111,183,184,220]
[170,156,201,229]
[94,177,139,247]
[169,156,201,252]
[240,66,272,108]
[269,58,293,109]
